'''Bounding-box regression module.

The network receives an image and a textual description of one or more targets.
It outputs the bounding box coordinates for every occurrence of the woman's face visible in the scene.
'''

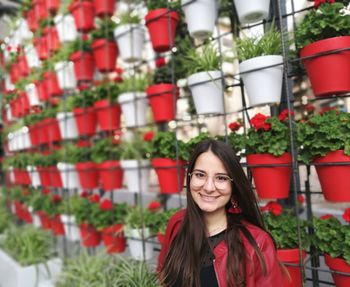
[190,150,232,216]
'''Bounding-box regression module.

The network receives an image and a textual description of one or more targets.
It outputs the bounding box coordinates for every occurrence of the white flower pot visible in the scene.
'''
[16,19,32,42]
[27,206,41,228]
[57,162,80,190]
[127,228,153,261]
[187,70,224,114]
[0,249,62,287]
[54,61,77,90]
[120,159,150,193]
[17,127,31,150]
[61,215,80,242]
[239,55,283,107]
[114,24,145,63]
[182,0,218,39]
[27,166,41,188]
[118,92,148,127]
[25,84,40,107]
[234,0,270,24]
[24,45,40,69]
[5,104,13,122]
[56,112,78,140]
[54,14,78,43]
[5,75,15,91]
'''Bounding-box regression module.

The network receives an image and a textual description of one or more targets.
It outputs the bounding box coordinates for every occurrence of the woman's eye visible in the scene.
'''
[194,172,206,178]
[216,175,229,182]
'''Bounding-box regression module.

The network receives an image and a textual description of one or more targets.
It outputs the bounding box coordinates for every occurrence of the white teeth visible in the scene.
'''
[200,194,217,202]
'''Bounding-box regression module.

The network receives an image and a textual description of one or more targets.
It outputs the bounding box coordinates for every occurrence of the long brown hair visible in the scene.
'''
[160,139,268,286]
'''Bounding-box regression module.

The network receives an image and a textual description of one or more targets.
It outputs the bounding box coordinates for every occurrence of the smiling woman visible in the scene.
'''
[158,139,284,287]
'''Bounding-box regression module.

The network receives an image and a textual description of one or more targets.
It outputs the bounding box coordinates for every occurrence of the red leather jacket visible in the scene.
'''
[158,210,283,287]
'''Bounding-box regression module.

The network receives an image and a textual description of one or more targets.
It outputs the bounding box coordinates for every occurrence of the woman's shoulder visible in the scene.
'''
[166,209,186,233]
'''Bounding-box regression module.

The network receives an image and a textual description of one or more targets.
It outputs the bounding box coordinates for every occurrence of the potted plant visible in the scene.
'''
[90,199,128,253]
[313,212,350,287]
[91,17,118,73]
[40,105,62,144]
[181,0,218,39]
[118,74,149,127]
[35,151,63,189]
[74,146,99,190]
[28,189,48,229]
[236,24,283,107]
[93,0,116,18]
[262,201,310,287]
[59,195,81,242]
[233,0,270,24]
[228,111,293,199]
[93,82,121,132]
[68,0,94,32]
[56,98,79,140]
[150,131,187,194]
[295,1,350,97]
[0,225,62,287]
[91,137,123,191]
[54,12,78,43]
[296,109,350,202]
[40,194,65,236]
[120,132,152,193]
[114,11,145,63]
[145,0,180,53]
[184,43,224,115]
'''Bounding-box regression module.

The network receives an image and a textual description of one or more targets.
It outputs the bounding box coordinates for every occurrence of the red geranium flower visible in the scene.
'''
[148,201,161,211]
[88,194,100,203]
[112,131,122,144]
[342,208,350,223]
[278,109,294,121]
[320,214,333,220]
[42,188,51,195]
[80,191,89,198]
[250,113,271,131]
[314,0,335,9]
[100,199,113,211]
[228,121,242,131]
[144,131,154,142]
[155,57,166,68]
[297,195,305,204]
[52,194,62,203]
[260,201,283,216]
[304,104,315,113]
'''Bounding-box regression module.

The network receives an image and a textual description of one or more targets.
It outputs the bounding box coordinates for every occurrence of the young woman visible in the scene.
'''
[158,139,284,287]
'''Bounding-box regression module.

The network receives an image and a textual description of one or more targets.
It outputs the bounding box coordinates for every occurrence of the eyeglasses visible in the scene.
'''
[189,171,233,190]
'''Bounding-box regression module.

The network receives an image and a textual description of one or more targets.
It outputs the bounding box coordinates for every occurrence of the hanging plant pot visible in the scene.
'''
[277,249,306,287]
[91,39,118,73]
[37,211,52,230]
[44,117,62,143]
[51,215,65,236]
[118,92,148,127]
[76,161,99,190]
[24,45,41,69]
[146,84,178,123]
[70,51,95,83]
[240,55,283,107]
[101,224,126,254]
[27,165,41,187]
[120,159,150,193]
[61,215,80,241]
[69,0,94,32]
[18,92,30,117]
[37,166,51,187]
[36,120,50,145]
[98,160,123,191]
[300,36,350,97]
[44,26,60,54]
[324,254,350,287]
[9,62,20,84]
[57,162,81,190]
[94,99,121,131]
[18,55,30,78]
[79,223,101,247]
[182,0,218,39]
[114,24,145,63]
[28,124,40,146]
[145,8,179,53]
[47,165,63,188]
[33,0,48,22]
[56,112,78,140]
[54,61,77,90]
[128,228,154,261]
[35,80,49,102]
[54,14,78,43]
[313,150,350,202]
[13,168,31,185]
[26,9,38,32]
[187,70,224,114]
[25,83,40,107]
[152,158,185,194]
[247,153,292,199]
[73,107,97,137]
[33,36,49,60]
[93,0,116,17]
[45,0,60,14]
[234,0,270,24]
[43,71,63,98]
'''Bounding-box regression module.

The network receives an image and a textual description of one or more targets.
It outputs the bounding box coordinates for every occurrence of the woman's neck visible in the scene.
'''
[204,209,227,236]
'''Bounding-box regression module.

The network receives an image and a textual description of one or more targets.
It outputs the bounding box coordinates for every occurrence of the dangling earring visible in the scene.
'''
[228,197,242,214]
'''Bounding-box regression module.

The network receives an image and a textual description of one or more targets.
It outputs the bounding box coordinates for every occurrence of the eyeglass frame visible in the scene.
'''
[188,171,234,190]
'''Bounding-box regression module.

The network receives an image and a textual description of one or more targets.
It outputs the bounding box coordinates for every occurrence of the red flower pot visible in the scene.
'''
[152,158,185,194]
[91,39,118,73]
[18,55,30,78]
[145,9,179,53]
[300,36,350,97]
[277,249,306,287]
[35,80,49,101]
[36,120,50,145]
[69,1,94,32]
[94,99,121,131]
[51,215,65,236]
[45,0,59,14]
[324,254,350,287]
[29,123,40,146]
[47,166,63,188]
[37,166,51,187]
[146,84,178,123]
[73,107,97,137]
[13,169,31,185]
[10,62,20,84]
[34,36,49,60]
[247,153,292,199]
[44,71,63,98]
[37,211,52,230]
[26,9,38,32]
[79,223,101,247]
[70,51,95,82]
[93,0,115,17]
[313,150,350,202]
[101,224,126,254]
[44,26,60,54]
[44,117,62,143]
[33,0,48,22]
[18,92,30,117]
[98,160,123,191]
[76,162,99,189]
